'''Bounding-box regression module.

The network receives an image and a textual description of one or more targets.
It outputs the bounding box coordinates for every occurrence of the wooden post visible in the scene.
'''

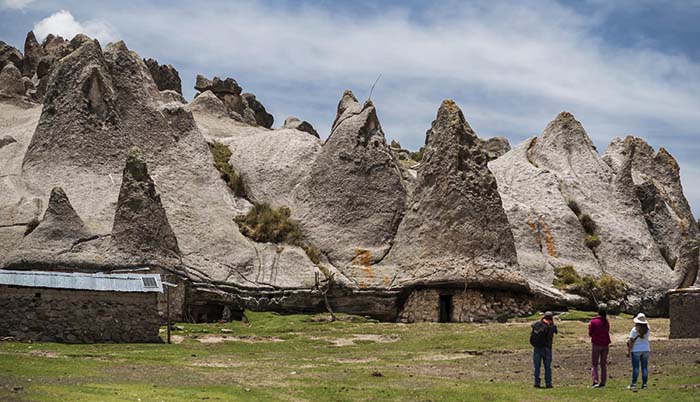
[166,283,171,344]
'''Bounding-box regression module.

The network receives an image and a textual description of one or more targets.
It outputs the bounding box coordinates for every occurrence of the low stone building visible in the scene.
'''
[398,287,533,323]
[669,287,700,339]
[0,270,163,343]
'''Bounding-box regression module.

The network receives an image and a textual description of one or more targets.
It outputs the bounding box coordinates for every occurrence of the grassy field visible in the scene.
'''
[1,311,699,401]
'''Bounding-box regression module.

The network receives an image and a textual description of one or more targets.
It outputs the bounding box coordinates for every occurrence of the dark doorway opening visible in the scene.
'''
[439,295,453,323]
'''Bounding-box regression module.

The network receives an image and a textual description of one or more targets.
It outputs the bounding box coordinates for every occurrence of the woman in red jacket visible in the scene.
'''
[588,305,611,387]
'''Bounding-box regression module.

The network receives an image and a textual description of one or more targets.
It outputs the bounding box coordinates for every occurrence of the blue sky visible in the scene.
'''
[2,0,700,216]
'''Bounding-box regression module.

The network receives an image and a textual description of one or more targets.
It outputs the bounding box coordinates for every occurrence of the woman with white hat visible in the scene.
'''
[626,313,651,390]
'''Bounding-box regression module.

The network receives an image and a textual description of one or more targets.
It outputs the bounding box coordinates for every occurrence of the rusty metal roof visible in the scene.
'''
[0,270,163,293]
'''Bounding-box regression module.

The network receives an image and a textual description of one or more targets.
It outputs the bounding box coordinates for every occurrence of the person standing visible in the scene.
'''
[626,313,651,391]
[588,305,611,388]
[530,311,558,388]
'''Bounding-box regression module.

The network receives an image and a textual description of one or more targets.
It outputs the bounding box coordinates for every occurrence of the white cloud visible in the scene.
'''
[1,0,34,10]
[33,10,115,43]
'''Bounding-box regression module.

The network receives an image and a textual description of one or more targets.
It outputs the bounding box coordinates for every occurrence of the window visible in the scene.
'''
[142,277,157,288]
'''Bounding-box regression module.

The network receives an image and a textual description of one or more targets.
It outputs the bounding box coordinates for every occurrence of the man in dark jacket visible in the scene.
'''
[531,311,558,388]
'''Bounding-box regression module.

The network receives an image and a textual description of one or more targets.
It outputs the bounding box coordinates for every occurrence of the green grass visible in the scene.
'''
[208,141,246,198]
[1,311,698,401]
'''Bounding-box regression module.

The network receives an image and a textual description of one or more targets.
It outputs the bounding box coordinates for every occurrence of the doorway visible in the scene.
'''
[439,295,453,323]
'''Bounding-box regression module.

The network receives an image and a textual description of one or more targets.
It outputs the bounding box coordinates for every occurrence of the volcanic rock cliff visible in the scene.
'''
[1,31,697,320]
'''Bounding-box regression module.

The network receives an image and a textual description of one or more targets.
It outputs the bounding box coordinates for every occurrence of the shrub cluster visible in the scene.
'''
[553,265,627,302]
[566,198,602,251]
[235,202,321,265]
[410,146,425,162]
[208,141,246,198]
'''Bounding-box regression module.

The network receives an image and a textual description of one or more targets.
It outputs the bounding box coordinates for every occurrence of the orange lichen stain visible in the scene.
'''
[527,219,542,248]
[383,275,392,288]
[358,280,368,289]
[542,221,558,257]
[353,248,372,266]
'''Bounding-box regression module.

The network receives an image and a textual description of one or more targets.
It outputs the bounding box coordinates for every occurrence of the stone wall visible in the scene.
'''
[669,288,700,339]
[0,285,161,343]
[399,288,533,323]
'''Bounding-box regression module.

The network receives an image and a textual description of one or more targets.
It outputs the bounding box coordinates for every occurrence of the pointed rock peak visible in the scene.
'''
[656,147,680,174]
[428,99,477,149]
[533,111,598,161]
[124,147,150,183]
[112,147,180,257]
[24,31,40,50]
[70,34,97,50]
[332,89,361,129]
[24,186,93,242]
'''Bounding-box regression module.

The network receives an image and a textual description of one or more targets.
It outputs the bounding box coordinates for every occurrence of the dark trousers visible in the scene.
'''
[533,347,552,386]
[591,344,609,385]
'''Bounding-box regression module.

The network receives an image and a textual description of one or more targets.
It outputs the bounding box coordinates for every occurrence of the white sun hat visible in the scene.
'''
[633,313,648,325]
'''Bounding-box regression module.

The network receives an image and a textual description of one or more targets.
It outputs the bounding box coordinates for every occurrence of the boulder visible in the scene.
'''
[242,93,274,128]
[0,41,22,72]
[188,90,228,117]
[194,74,273,128]
[386,100,522,289]
[111,148,180,258]
[144,58,182,94]
[283,116,319,138]
[481,136,511,161]
[0,64,26,96]
[300,90,405,265]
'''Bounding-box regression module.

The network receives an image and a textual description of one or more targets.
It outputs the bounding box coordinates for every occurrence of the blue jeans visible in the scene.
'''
[533,347,552,386]
[631,351,649,386]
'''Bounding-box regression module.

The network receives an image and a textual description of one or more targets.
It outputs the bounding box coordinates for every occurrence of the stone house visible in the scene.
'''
[398,286,533,323]
[669,287,700,339]
[0,270,163,343]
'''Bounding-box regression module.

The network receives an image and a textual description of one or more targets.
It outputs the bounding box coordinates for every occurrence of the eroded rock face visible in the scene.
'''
[482,136,511,161]
[112,148,180,258]
[386,100,522,289]
[144,58,182,94]
[283,116,319,138]
[603,136,699,288]
[194,74,273,128]
[300,90,405,265]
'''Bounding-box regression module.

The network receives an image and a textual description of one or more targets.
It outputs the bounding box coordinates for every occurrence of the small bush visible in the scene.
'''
[208,141,246,198]
[236,202,322,265]
[235,203,301,244]
[579,214,596,235]
[567,199,581,217]
[553,266,627,303]
[584,234,601,250]
[410,146,425,162]
[553,265,581,287]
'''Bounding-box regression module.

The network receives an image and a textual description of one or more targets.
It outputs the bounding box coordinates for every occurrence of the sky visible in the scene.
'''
[1,0,700,216]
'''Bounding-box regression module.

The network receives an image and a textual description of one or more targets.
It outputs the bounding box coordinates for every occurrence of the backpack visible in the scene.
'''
[530,320,549,347]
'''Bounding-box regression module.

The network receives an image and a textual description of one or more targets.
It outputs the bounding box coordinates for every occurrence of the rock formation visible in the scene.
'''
[300,90,405,265]
[2,187,95,270]
[0,64,25,96]
[491,112,679,312]
[0,41,22,72]
[603,136,699,288]
[385,100,523,289]
[111,148,180,258]
[144,58,182,94]
[283,116,319,138]
[194,74,273,128]
[1,31,696,321]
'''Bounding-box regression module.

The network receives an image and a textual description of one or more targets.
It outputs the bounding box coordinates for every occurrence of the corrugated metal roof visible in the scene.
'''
[0,270,163,293]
